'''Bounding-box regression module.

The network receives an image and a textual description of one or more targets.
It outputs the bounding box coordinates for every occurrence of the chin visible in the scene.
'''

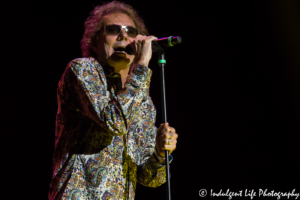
[107,56,132,69]
[111,61,131,68]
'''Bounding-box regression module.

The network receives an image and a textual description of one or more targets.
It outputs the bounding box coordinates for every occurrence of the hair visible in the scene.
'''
[81,1,149,58]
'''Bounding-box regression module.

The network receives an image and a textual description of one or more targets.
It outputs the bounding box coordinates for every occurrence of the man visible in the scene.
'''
[49,1,178,199]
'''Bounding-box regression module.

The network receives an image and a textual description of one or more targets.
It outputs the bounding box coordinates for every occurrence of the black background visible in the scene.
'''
[6,0,300,199]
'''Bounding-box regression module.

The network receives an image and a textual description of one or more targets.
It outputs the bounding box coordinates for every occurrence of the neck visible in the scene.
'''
[114,66,130,88]
[101,58,132,88]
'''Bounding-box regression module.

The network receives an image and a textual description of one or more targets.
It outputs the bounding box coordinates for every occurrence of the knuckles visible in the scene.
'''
[133,35,156,43]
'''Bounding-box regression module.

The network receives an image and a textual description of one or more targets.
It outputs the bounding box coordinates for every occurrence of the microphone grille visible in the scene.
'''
[172,36,182,45]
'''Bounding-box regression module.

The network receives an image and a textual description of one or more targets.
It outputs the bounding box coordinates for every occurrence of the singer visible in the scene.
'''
[49,1,178,199]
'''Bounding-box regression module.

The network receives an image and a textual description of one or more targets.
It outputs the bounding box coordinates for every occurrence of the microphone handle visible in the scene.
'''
[125,40,164,55]
[125,36,182,55]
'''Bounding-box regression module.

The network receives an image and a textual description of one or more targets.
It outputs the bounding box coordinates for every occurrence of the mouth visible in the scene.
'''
[113,46,127,54]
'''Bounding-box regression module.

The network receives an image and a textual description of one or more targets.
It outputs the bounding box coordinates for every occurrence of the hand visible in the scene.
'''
[155,123,178,157]
[129,35,157,67]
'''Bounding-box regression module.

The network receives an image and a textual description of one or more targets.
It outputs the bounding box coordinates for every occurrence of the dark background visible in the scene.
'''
[6,0,300,199]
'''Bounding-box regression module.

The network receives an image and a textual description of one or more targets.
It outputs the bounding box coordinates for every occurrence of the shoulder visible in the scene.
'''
[66,57,100,73]
[63,57,108,81]
[59,57,105,84]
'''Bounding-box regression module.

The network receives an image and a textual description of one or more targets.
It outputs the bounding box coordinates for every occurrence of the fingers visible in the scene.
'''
[156,122,178,155]
[134,34,157,41]
[130,35,157,66]
[161,145,176,155]
[130,35,157,51]
[162,137,175,145]
[158,123,178,140]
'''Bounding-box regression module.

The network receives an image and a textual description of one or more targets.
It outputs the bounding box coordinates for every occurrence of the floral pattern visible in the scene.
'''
[49,57,171,200]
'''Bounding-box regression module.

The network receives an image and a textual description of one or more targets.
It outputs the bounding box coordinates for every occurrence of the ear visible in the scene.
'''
[92,45,98,54]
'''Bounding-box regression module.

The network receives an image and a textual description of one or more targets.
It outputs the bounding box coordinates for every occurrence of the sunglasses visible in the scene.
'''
[104,24,139,38]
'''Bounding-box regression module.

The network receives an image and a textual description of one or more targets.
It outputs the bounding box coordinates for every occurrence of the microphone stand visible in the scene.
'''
[126,36,182,200]
[153,36,181,200]
[158,53,171,200]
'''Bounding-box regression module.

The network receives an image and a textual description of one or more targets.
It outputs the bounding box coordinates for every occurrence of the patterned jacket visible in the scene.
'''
[49,57,171,200]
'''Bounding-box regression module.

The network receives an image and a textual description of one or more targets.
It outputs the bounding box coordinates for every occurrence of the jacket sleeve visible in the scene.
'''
[58,58,152,136]
[136,99,173,187]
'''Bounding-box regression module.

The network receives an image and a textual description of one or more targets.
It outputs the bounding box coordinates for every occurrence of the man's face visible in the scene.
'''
[93,12,136,69]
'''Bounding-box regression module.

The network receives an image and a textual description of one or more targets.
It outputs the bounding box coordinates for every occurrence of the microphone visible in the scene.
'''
[125,36,182,55]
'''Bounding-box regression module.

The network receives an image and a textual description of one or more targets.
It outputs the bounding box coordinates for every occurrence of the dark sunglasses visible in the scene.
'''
[104,24,139,38]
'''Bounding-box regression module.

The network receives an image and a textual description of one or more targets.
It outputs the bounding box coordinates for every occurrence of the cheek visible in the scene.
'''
[104,36,116,50]
[103,43,113,58]
[105,35,116,45]
[98,36,115,58]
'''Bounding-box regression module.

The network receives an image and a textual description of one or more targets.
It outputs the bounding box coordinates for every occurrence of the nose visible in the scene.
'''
[117,28,128,41]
